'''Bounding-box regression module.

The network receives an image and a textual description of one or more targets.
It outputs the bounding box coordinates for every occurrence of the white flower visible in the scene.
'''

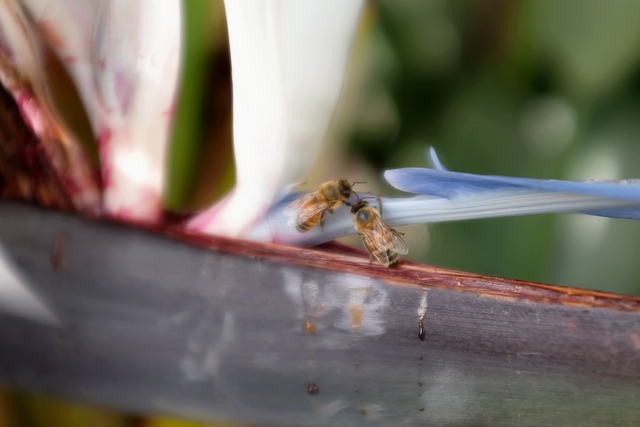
[187,0,364,236]
[0,0,181,220]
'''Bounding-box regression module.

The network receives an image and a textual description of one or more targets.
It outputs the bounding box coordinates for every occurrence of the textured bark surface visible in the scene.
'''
[0,201,639,426]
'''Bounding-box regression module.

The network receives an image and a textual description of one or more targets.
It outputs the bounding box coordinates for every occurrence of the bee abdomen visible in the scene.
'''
[387,250,399,267]
[296,223,314,232]
[296,212,323,232]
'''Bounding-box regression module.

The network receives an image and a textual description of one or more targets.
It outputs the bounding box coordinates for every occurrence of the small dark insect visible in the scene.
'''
[351,199,408,267]
[287,180,357,232]
[307,382,320,395]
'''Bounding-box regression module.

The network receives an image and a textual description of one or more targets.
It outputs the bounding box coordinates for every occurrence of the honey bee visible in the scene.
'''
[351,199,408,267]
[287,180,356,232]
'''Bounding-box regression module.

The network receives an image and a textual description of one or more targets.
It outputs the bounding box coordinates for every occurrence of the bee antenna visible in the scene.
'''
[351,181,366,187]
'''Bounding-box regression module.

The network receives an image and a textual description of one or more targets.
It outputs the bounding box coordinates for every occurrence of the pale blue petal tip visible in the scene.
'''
[428,147,448,171]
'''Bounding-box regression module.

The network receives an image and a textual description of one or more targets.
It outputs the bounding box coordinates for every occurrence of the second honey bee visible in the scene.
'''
[351,199,408,267]
[287,180,356,232]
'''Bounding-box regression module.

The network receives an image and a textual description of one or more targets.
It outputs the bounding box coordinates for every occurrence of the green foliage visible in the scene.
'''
[165,0,235,211]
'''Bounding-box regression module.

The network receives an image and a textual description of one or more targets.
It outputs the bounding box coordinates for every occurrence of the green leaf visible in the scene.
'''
[165,1,234,211]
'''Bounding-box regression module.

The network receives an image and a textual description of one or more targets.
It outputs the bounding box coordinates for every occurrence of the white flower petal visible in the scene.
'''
[189,0,364,236]
[5,0,182,221]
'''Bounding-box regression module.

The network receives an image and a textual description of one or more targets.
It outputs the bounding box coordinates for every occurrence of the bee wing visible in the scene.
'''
[358,231,389,266]
[355,218,405,266]
[285,193,331,227]
[389,228,409,255]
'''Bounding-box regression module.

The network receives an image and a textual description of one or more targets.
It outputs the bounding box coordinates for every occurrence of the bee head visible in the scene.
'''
[342,180,366,206]
[350,199,369,214]
[338,179,353,198]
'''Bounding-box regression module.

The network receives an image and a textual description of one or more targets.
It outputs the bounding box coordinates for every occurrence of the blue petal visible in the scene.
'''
[249,189,640,245]
[385,168,640,202]
[249,158,640,246]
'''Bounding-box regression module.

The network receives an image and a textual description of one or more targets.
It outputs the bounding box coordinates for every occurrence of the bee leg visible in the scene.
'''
[321,206,338,231]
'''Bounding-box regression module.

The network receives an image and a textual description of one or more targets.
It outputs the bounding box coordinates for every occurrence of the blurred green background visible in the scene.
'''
[5,0,640,426]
